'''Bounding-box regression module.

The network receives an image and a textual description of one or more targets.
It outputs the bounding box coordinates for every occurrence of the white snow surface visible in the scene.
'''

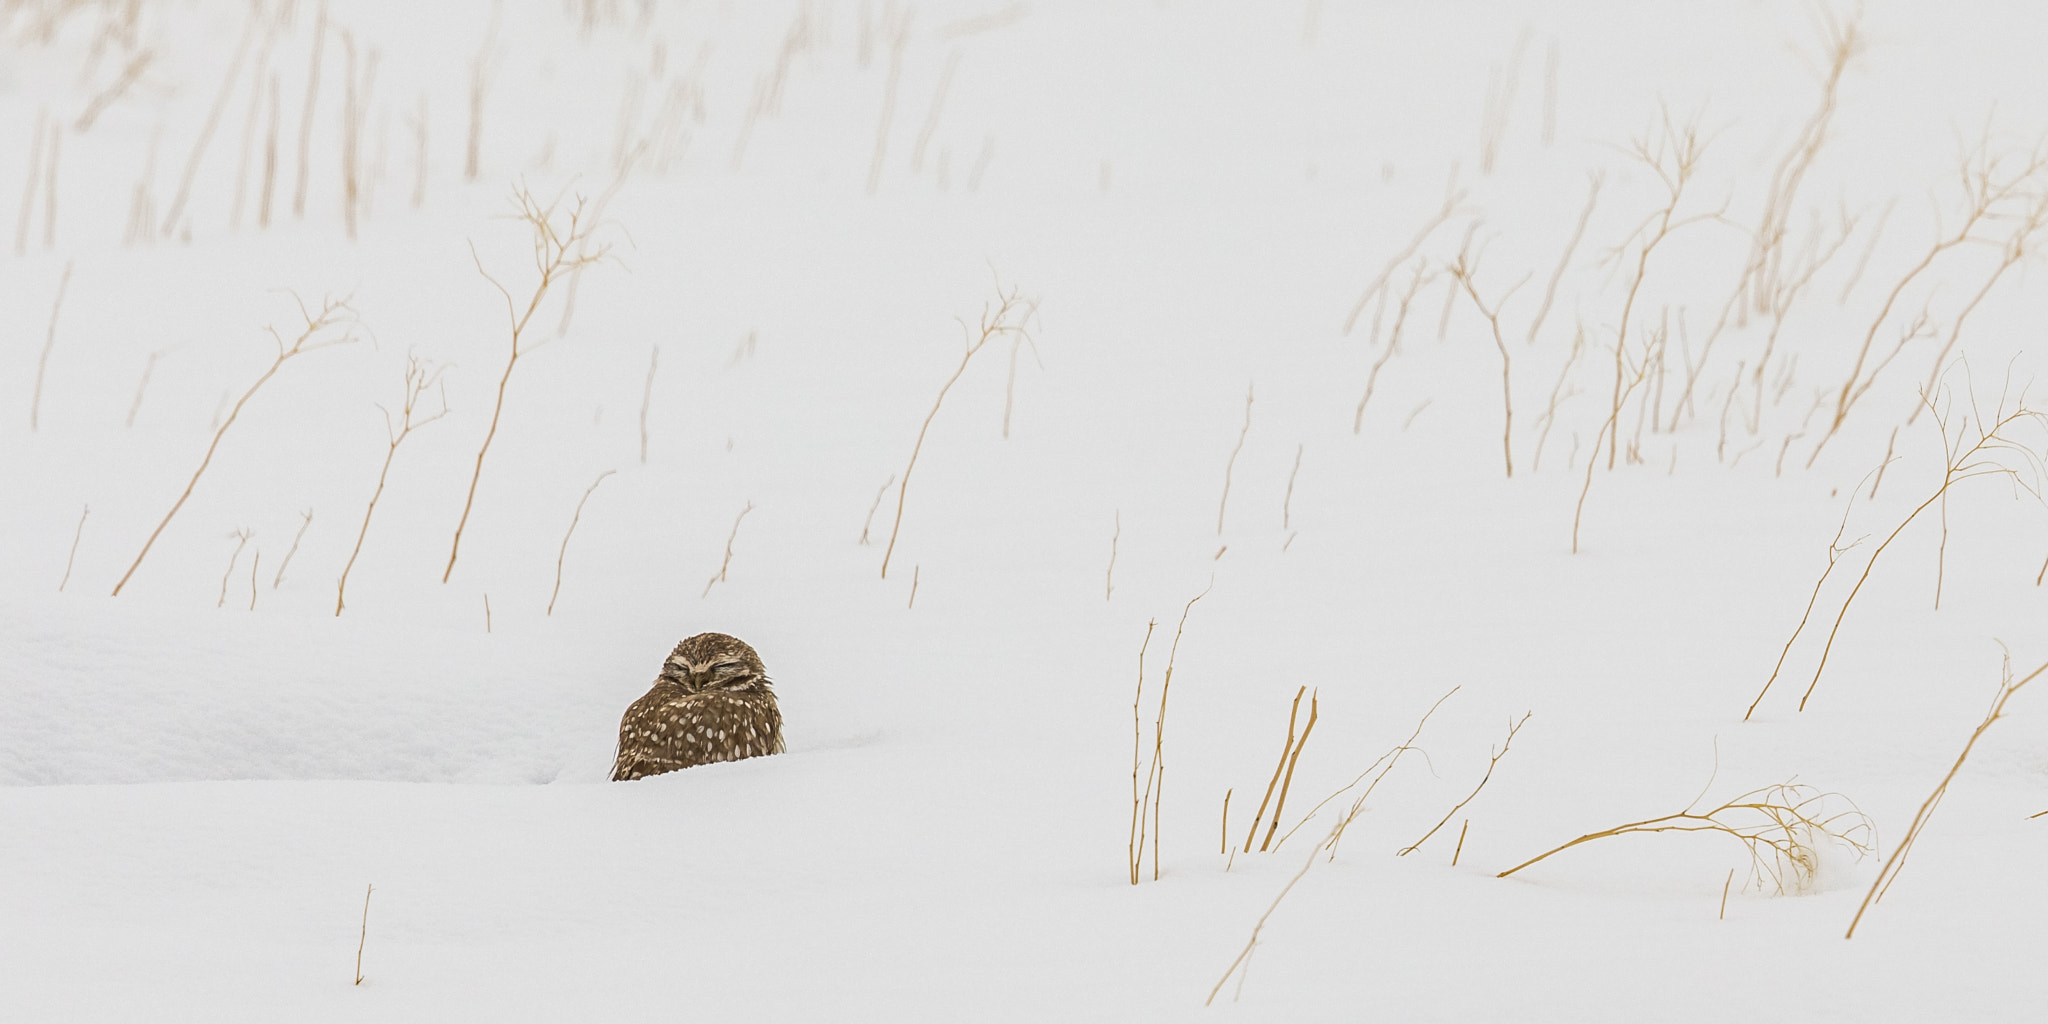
[5,1,2048,1019]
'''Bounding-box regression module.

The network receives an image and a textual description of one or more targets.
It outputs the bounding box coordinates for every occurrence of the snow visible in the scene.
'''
[4,0,2048,1019]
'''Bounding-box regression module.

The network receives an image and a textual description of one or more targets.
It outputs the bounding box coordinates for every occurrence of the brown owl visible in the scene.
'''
[611,632,785,781]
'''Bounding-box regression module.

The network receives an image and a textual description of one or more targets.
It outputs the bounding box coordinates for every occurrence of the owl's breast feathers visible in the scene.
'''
[611,684,784,781]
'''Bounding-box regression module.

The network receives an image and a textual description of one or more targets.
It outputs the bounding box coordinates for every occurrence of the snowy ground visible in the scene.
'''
[5,1,2048,1019]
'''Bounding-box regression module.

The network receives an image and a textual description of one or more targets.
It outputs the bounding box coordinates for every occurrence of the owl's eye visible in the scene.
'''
[713,661,742,674]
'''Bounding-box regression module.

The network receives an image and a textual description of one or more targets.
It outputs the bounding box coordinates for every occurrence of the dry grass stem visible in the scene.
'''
[1720,868,1734,919]
[1105,508,1119,600]
[354,883,372,985]
[1128,619,1158,885]
[909,46,961,173]
[1131,582,1214,884]
[113,296,354,596]
[701,500,756,599]
[217,528,252,608]
[15,106,46,255]
[1343,179,1468,335]
[859,475,895,545]
[1243,686,1310,852]
[1809,134,2048,466]
[1572,342,1651,552]
[337,356,449,615]
[248,549,260,610]
[30,260,73,432]
[76,50,153,133]
[1846,651,2048,937]
[292,0,327,219]
[1744,464,1877,719]
[274,508,312,588]
[1261,691,1318,852]
[1217,384,1254,533]
[229,36,270,230]
[637,346,658,464]
[466,5,500,180]
[1399,711,1530,856]
[259,73,280,227]
[41,117,60,250]
[548,470,616,614]
[1449,235,1529,476]
[59,504,88,591]
[1526,174,1602,346]
[1498,781,1874,894]
[443,188,610,583]
[1210,687,1455,1004]
[1282,444,1303,530]
[1477,29,1530,175]
[1453,819,1470,866]
[161,4,257,237]
[1733,10,1858,318]
[1787,383,2045,712]
[879,282,1032,578]
[1353,261,1434,430]
[865,7,914,195]
[1602,109,1720,470]
[1275,686,1458,854]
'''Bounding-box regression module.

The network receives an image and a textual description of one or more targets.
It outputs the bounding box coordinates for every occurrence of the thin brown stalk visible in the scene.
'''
[1146,580,1214,881]
[865,7,914,195]
[1845,652,2048,936]
[909,45,960,173]
[444,188,610,584]
[292,0,327,219]
[1572,344,1650,553]
[1342,180,1467,335]
[30,260,73,432]
[217,529,252,608]
[1449,235,1530,477]
[637,345,658,464]
[1275,686,1458,853]
[15,106,46,255]
[1498,781,1873,893]
[1129,619,1158,885]
[1530,323,1586,471]
[1808,135,2048,467]
[700,500,755,599]
[1734,10,1858,318]
[248,550,259,610]
[1453,820,1470,866]
[1603,109,1718,470]
[337,356,449,615]
[1744,464,1878,719]
[273,508,312,588]
[1260,691,1318,852]
[1399,711,1530,856]
[548,470,617,613]
[1353,261,1434,430]
[1526,174,1602,346]
[1907,193,2048,426]
[1243,686,1308,852]
[229,38,270,230]
[114,297,354,597]
[1791,391,2045,712]
[907,565,920,608]
[859,475,895,545]
[880,282,1031,578]
[59,504,88,591]
[42,118,59,249]
[259,73,280,227]
[161,3,257,237]
[1217,384,1254,534]
[354,883,372,985]
[1720,869,1734,920]
[1282,445,1303,530]
[1210,687,1456,1004]
[1105,509,1118,600]
[76,50,153,133]
[466,5,500,181]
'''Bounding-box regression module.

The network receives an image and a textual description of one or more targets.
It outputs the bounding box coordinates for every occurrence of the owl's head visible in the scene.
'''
[661,632,772,695]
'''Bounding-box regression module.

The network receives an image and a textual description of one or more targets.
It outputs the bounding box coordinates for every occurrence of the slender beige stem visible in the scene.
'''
[880,285,1029,578]
[161,3,257,236]
[338,358,448,614]
[114,298,354,596]
[1399,712,1530,855]
[1217,384,1254,533]
[58,504,88,591]
[1260,692,1318,852]
[700,500,755,599]
[551,470,617,614]
[30,260,72,432]
[1244,687,1306,852]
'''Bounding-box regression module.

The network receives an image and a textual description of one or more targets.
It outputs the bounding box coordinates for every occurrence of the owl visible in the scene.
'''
[611,632,785,781]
